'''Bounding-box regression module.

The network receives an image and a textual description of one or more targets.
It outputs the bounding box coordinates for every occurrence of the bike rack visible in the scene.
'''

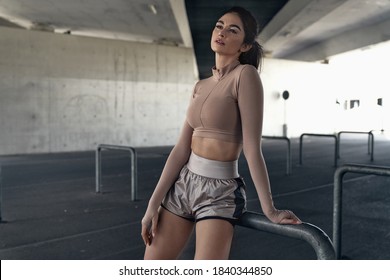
[299,133,339,167]
[237,211,335,260]
[96,144,138,201]
[262,136,292,175]
[333,164,390,259]
[337,131,374,161]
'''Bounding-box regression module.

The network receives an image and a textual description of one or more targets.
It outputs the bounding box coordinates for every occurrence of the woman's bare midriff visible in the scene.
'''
[191,136,242,162]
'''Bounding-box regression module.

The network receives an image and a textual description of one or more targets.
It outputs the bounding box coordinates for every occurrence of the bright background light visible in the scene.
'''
[327,40,390,134]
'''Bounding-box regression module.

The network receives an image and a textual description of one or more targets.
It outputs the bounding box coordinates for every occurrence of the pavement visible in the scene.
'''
[1,133,390,260]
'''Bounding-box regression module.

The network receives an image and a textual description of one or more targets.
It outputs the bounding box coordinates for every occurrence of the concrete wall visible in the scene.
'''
[1,26,386,155]
[0,27,195,155]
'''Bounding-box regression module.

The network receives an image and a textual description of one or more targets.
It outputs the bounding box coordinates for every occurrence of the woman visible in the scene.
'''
[141,6,301,260]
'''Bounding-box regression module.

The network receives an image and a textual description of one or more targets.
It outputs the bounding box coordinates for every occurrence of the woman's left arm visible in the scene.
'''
[238,66,301,224]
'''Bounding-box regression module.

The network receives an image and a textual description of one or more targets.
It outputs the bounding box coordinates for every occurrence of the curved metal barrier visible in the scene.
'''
[262,136,292,175]
[96,144,138,201]
[333,164,390,259]
[337,131,374,161]
[299,133,338,167]
[237,211,335,260]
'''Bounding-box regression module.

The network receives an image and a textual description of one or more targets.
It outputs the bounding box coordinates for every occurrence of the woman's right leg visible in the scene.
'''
[144,208,194,260]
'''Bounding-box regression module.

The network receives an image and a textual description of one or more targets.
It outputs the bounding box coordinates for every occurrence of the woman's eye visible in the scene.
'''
[229,28,238,34]
[215,24,223,29]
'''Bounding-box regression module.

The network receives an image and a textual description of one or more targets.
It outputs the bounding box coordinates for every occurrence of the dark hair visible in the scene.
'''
[221,6,264,70]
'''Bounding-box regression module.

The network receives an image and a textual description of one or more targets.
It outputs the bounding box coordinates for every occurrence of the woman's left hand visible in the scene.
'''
[141,208,159,246]
[267,209,302,224]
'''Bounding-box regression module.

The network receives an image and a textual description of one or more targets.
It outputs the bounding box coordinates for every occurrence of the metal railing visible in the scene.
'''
[237,211,335,260]
[96,144,138,201]
[299,133,338,166]
[337,131,374,161]
[333,164,390,259]
[262,136,292,175]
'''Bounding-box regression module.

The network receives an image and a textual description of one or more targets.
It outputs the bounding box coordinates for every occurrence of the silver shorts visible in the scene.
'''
[161,152,247,224]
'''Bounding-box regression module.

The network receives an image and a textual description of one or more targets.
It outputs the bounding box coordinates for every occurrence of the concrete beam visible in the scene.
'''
[0,17,25,29]
[169,0,199,80]
[285,17,390,61]
[260,0,347,55]
[170,0,193,48]
[0,9,31,29]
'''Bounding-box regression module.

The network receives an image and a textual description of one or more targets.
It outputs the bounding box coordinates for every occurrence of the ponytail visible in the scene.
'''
[239,41,263,70]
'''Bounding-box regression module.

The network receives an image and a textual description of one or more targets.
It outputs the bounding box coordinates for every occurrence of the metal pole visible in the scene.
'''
[333,166,344,260]
[129,147,138,201]
[95,146,102,193]
[334,136,339,167]
[299,134,304,165]
[369,131,374,161]
[333,164,390,259]
[238,211,335,260]
[368,132,372,155]
[336,132,341,159]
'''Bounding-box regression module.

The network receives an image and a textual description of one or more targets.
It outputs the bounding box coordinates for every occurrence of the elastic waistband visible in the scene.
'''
[187,152,239,179]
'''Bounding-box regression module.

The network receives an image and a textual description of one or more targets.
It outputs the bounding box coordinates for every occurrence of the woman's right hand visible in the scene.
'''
[266,208,302,225]
[141,208,159,246]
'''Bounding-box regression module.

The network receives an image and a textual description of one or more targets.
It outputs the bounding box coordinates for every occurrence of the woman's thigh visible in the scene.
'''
[194,219,234,260]
[144,208,194,260]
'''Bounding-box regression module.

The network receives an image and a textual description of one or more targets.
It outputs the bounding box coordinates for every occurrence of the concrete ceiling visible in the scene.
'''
[0,0,389,77]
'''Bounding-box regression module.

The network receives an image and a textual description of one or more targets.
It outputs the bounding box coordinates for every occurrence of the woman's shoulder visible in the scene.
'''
[234,64,260,84]
[236,63,258,75]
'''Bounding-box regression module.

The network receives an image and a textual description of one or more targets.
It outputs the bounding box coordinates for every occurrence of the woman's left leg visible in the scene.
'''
[194,219,234,260]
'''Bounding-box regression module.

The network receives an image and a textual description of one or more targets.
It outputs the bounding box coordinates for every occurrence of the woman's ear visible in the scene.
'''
[240,43,253,53]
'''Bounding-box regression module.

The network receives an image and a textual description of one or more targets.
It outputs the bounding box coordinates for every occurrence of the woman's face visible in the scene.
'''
[211,12,248,58]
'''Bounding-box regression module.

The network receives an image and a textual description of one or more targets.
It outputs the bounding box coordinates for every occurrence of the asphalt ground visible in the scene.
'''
[1,133,390,260]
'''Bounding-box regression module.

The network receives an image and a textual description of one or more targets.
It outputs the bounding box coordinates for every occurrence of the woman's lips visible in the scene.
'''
[215,39,225,45]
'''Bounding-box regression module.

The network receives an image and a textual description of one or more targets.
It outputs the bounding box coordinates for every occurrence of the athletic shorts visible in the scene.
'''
[161,152,247,224]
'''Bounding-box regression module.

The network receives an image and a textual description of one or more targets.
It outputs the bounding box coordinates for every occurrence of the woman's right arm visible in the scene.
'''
[141,120,193,245]
[147,120,193,209]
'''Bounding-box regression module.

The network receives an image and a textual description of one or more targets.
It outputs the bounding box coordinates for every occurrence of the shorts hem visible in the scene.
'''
[196,216,238,226]
[160,204,195,222]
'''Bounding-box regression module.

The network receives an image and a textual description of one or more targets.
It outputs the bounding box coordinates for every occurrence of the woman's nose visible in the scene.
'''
[218,29,226,37]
